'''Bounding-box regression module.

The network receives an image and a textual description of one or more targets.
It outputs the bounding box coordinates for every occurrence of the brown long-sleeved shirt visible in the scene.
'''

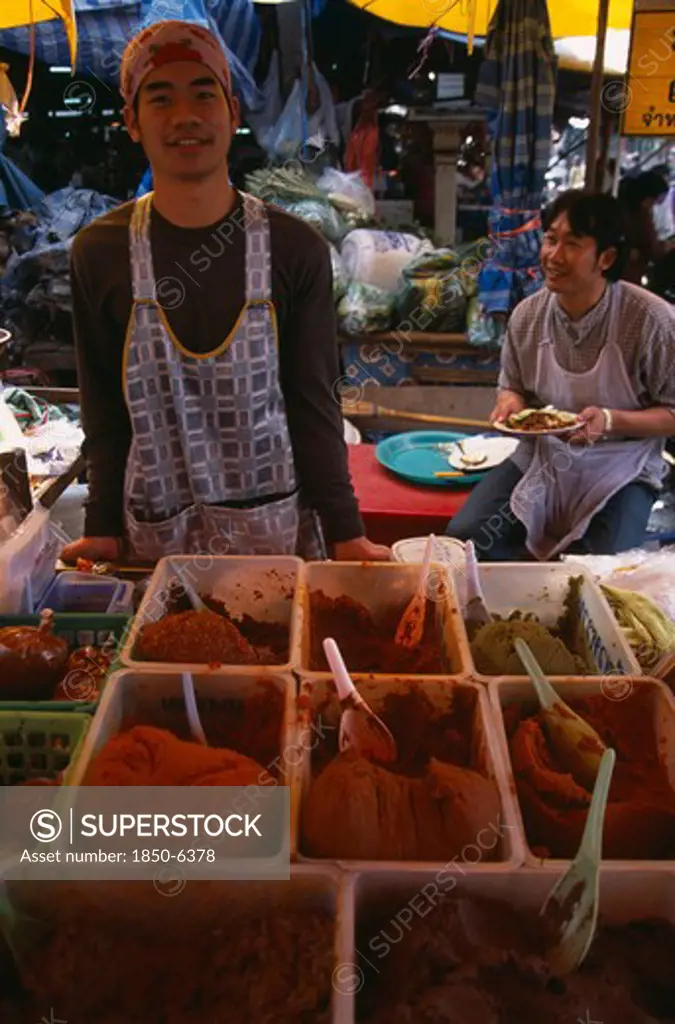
[70,192,364,544]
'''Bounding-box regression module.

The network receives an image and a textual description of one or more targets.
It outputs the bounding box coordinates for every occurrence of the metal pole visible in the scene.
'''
[585,0,611,189]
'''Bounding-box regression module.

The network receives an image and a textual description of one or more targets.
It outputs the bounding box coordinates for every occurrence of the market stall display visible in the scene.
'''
[0,551,674,1023]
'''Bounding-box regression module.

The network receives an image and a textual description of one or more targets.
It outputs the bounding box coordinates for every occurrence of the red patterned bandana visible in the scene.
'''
[120,20,232,107]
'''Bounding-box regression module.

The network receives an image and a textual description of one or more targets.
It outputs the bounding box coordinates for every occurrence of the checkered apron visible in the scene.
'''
[122,192,325,562]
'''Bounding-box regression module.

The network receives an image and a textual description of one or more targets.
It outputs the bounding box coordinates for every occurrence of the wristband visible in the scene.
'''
[601,408,613,436]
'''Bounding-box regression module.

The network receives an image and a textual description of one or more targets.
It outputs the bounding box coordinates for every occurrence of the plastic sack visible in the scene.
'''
[0,504,63,613]
[563,546,675,622]
[468,305,506,347]
[395,247,467,333]
[316,168,376,219]
[337,282,395,336]
[284,199,346,244]
[341,229,431,292]
[263,64,339,160]
[329,244,347,301]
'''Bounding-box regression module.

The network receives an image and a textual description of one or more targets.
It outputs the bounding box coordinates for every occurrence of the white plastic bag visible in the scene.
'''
[563,546,675,622]
[0,504,64,613]
[316,168,376,218]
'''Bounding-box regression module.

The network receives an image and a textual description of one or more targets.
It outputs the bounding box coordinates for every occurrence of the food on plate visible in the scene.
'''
[135,610,259,665]
[0,609,69,700]
[81,725,272,786]
[601,584,675,670]
[459,452,488,468]
[0,891,335,1024]
[504,688,675,859]
[302,689,502,860]
[505,407,580,432]
[470,617,585,675]
[358,894,675,1023]
[309,591,443,674]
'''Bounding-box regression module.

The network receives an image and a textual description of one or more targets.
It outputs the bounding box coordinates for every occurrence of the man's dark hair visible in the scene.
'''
[542,189,628,282]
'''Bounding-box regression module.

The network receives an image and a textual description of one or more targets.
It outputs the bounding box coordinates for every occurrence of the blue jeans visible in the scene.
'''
[445,458,656,561]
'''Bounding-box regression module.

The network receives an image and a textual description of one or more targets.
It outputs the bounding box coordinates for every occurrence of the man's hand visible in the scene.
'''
[568,407,608,446]
[61,536,122,565]
[490,390,526,425]
[332,537,392,561]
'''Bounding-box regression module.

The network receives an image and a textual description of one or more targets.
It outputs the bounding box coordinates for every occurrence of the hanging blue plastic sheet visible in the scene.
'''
[0,0,262,110]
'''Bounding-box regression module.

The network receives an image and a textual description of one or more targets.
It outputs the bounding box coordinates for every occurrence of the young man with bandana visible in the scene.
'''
[62,20,389,564]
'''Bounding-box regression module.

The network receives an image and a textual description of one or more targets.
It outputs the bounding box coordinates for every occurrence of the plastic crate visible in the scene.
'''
[0,709,91,785]
[0,613,131,713]
[37,572,135,616]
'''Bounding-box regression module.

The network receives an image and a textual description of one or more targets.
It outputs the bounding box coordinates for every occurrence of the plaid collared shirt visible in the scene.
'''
[499,280,675,415]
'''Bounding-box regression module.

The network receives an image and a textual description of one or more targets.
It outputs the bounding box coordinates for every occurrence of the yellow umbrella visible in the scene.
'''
[348,0,633,45]
[0,0,77,67]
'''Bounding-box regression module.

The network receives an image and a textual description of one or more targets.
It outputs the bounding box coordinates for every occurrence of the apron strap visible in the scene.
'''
[243,193,272,303]
[129,193,156,302]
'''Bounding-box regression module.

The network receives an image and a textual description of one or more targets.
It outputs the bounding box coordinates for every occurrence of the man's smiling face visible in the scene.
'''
[124,60,240,183]
[540,212,616,295]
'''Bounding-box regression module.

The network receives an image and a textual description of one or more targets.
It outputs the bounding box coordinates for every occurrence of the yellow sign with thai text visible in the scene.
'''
[623,9,675,134]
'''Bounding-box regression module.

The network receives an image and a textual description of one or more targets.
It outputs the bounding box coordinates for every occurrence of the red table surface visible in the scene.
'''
[347,443,472,547]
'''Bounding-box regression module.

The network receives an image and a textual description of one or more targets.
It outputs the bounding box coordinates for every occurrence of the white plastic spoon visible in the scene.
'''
[541,747,616,976]
[182,672,207,745]
[395,533,436,649]
[169,561,209,613]
[463,540,492,627]
[515,638,606,789]
[323,637,397,763]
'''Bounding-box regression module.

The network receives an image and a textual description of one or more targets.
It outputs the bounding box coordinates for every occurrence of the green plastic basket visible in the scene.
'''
[0,709,91,785]
[0,613,131,714]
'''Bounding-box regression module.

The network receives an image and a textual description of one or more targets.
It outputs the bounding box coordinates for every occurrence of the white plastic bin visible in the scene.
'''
[454,563,641,679]
[299,561,472,679]
[3,864,352,1024]
[68,669,297,792]
[294,675,525,870]
[121,555,304,673]
[345,868,675,1024]
[490,676,675,867]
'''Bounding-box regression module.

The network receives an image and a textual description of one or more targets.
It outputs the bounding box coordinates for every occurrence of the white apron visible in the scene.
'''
[122,192,326,562]
[510,285,663,560]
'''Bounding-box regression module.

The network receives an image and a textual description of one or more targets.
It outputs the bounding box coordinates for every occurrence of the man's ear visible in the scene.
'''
[123,103,141,143]
[229,95,241,132]
[598,246,617,274]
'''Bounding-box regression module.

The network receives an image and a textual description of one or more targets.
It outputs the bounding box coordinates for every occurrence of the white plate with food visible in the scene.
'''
[493,406,583,438]
[447,434,520,472]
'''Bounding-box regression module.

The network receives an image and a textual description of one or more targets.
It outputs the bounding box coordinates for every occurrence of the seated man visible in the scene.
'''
[446,190,675,561]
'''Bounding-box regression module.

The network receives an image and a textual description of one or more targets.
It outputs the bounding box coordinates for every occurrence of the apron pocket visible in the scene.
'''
[125,503,202,561]
[201,493,301,556]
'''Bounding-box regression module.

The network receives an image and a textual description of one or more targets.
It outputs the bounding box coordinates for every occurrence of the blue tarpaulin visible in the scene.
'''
[0,109,45,214]
[0,0,261,109]
[475,0,555,316]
